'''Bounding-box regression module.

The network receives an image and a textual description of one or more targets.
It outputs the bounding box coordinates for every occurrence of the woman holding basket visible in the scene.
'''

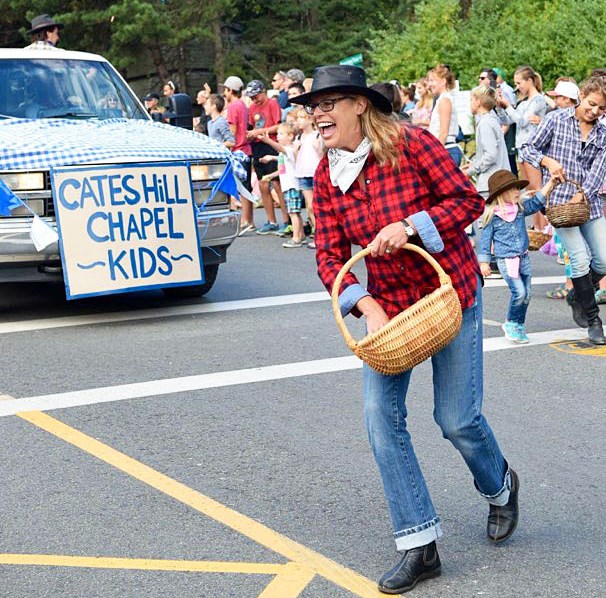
[519,76,606,345]
[290,65,518,594]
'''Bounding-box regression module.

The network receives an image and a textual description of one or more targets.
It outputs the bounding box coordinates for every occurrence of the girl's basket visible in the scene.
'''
[527,229,552,251]
[331,244,462,375]
[545,178,590,228]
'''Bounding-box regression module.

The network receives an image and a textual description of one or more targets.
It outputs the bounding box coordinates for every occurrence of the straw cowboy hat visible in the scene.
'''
[486,170,529,203]
[289,65,392,114]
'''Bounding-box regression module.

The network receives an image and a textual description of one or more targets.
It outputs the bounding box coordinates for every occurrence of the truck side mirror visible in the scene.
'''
[167,93,193,130]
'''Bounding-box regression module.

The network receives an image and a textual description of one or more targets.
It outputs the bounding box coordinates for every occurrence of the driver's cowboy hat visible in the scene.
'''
[28,14,64,35]
[289,65,392,114]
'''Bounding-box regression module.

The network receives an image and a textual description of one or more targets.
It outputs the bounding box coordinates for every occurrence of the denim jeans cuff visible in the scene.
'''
[394,518,442,551]
[476,468,512,507]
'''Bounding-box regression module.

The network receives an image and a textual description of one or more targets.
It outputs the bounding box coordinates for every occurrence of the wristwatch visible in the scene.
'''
[401,220,416,237]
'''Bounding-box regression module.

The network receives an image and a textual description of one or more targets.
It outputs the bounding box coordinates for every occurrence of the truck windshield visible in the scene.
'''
[0,58,148,121]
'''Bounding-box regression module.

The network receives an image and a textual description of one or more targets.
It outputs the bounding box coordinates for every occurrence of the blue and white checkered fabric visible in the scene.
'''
[0,118,247,180]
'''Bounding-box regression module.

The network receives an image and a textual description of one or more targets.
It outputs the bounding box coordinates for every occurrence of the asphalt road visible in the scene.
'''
[0,228,604,598]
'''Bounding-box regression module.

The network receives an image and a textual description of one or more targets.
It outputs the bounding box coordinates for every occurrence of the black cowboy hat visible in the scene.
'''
[486,170,529,203]
[289,65,392,114]
[28,14,64,35]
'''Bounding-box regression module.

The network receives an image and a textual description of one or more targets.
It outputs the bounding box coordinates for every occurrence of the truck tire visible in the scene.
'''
[162,264,219,298]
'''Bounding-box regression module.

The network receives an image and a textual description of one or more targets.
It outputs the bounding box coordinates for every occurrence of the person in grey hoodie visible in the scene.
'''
[462,86,510,198]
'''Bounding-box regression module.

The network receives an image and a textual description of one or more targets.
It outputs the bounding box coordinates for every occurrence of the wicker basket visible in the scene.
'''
[527,229,552,251]
[545,178,590,228]
[331,244,463,375]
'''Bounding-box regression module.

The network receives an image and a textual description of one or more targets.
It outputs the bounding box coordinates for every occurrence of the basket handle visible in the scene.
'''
[544,177,587,210]
[330,244,453,350]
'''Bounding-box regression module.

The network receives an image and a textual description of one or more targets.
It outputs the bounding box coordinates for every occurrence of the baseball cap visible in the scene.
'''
[546,81,579,102]
[143,92,160,101]
[285,68,305,83]
[222,76,244,91]
[244,79,265,97]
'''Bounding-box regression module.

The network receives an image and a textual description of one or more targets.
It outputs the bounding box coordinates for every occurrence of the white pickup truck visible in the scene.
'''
[0,48,241,297]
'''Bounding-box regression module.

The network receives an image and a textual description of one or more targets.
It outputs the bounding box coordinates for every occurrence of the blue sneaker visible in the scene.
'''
[256,222,279,235]
[501,321,521,343]
[515,323,529,344]
[274,223,292,237]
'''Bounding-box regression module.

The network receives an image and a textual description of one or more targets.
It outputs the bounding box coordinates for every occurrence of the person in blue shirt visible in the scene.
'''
[478,170,556,343]
[204,94,235,149]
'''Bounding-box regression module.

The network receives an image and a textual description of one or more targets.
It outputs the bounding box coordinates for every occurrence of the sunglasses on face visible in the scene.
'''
[303,96,353,115]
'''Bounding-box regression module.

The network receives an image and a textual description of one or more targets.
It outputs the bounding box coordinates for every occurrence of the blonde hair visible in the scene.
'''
[429,64,456,90]
[471,86,497,110]
[483,188,525,226]
[515,66,542,94]
[415,77,434,110]
[359,100,402,168]
[580,75,606,100]
[278,122,297,139]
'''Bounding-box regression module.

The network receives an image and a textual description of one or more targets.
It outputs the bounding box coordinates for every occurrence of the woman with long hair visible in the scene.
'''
[411,77,433,128]
[291,65,518,594]
[427,64,463,165]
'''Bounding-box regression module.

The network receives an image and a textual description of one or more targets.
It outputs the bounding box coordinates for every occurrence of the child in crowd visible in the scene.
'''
[204,94,235,148]
[293,108,323,248]
[478,170,556,343]
[259,123,305,247]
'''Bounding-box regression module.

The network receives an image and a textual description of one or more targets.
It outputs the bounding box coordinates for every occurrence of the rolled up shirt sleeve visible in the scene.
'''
[408,210,444,253]
[338,283,371,317]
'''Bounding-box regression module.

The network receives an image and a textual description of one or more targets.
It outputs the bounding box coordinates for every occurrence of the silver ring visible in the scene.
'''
[385,247,392,254]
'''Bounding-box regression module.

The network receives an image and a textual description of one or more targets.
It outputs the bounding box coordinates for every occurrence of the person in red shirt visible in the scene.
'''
[244,79,288,235]
[221,76,255,234]
[291,65,519,594]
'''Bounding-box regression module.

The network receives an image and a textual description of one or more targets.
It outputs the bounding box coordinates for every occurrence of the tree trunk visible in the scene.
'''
[149,41,170,84]
[460,0,472,19]
[212,16,225,86]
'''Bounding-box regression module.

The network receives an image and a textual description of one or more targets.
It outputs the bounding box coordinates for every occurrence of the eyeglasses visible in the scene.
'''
[303,96,353,115]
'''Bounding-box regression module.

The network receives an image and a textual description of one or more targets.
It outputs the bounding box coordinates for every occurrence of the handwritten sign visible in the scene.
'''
[51,162,203,299]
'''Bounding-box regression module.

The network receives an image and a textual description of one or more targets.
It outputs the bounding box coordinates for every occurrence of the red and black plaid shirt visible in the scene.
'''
[314,125,484,319]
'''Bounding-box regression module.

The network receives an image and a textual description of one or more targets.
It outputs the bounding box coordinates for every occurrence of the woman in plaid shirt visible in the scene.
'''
[291,65,518,594]
[520,76,606,345]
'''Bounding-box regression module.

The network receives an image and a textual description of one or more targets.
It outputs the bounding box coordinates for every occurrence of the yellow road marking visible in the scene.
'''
[0,554,282,574]
[550,340,606,357]
[17,411,384,597]
[257,562,316,598]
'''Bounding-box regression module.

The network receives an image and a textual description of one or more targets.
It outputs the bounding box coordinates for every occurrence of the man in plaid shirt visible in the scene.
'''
[292,65,518,594]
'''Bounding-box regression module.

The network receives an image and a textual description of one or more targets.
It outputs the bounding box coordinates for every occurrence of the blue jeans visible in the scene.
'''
[555,215,606,278]
[446,144,463,167]
[497,254,531,324]
[363,282,509,551]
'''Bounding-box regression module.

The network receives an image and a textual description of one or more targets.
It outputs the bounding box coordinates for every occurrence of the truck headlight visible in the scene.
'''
[190,163,227,181]
[0,172,45,191]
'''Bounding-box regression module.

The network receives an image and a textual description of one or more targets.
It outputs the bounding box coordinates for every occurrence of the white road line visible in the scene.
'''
[0,276,564,335]
[0,327,585,418]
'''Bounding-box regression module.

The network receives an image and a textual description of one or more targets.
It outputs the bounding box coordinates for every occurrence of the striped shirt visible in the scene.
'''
[519,107,606,220]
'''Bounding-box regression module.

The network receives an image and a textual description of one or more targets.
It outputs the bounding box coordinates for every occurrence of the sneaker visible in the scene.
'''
[515,323,530,344]
[546,284,570,300]
[238,222,256,236]
[501,321,521,343]
[256,222,279,235]
[595,289,606,304]
[307,240,316,249]
[274,223,293,237]
[282,238,307,248]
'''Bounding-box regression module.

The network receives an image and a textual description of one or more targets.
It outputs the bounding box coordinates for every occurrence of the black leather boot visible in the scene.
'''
[487,469,519,543]
[378,541,441,594]
[567,285,588,328]
[574,273,606,345]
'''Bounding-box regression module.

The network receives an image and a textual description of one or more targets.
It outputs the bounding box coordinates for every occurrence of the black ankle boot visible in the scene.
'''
[573,274,606,344]
[378,541,441,594]
[487,469,519,543]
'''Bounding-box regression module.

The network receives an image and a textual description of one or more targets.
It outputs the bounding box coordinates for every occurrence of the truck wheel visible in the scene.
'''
[162,264,219,298]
